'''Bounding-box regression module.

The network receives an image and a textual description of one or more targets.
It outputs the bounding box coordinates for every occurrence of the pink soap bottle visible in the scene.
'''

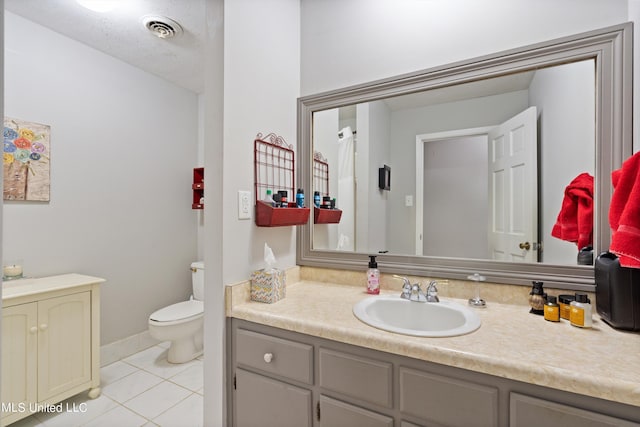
[367,256,380,295]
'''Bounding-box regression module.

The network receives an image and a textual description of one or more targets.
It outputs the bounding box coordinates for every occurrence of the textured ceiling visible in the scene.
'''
[5,0,206,93]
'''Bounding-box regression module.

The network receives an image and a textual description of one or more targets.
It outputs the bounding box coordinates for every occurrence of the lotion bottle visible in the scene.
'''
[367,256,380,295]
[570,293,592,328]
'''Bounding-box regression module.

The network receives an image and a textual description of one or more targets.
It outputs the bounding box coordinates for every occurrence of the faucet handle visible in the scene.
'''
[426,281,439,302]
[394,275,413,299]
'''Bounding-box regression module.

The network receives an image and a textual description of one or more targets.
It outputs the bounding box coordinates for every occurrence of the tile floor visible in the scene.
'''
[9,343,203,427]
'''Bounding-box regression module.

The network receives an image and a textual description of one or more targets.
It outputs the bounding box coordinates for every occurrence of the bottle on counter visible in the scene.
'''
[558,294,575,320]
[544,296,560,322]
[366,255,380,295]
[570,293,593,328]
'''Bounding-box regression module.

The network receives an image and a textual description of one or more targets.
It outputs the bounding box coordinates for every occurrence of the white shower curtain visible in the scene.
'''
[337,126,355,251]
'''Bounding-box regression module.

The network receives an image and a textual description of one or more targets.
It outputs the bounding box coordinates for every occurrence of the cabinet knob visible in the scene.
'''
[39,323,48,331]
[30,326,38,334]
[263,353,274,363]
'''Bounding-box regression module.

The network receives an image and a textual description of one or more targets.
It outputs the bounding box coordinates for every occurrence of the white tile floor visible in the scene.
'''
[9,343,203,427]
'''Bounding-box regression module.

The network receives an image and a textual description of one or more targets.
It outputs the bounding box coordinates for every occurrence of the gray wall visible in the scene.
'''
[529,60,595,264]
[300,0,630,96]
[388,91,529,254]
[3,11,199,344]
[422,135,489,258]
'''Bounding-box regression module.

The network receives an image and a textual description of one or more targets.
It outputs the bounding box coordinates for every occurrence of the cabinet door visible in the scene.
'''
[1,303,38,420]
[234,369,312,427]
[399,367,498,427]
[37,292,92,401]
[510,393,640,427]
[319,395,394,427]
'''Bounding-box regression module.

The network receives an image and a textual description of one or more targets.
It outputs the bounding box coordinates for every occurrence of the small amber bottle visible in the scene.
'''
[544,295,560,322]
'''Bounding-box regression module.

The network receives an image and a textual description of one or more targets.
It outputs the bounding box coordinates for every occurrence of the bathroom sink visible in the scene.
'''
[353,295,481,337]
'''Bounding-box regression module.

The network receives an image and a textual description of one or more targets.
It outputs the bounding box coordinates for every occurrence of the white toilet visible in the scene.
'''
[148,261,204,364]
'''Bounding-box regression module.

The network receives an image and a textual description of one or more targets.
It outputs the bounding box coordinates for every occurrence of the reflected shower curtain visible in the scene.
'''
[337,126,355,251]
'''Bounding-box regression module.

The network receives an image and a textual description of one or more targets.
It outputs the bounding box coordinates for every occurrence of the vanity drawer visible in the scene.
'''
[319,395,393,427]
[235,329,313,384]
[319,348,393,408]
[399,367,498,427]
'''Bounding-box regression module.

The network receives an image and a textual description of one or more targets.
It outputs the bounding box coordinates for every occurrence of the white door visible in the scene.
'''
[488,107,538,262]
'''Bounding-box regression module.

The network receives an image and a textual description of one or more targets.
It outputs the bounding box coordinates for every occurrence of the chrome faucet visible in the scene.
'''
[394,275,437,302]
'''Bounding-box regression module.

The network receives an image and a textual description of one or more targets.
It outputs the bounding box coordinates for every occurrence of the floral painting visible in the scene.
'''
[3,117,51,201]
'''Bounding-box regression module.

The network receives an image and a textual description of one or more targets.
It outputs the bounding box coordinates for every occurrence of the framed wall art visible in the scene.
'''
[3,117,51,202]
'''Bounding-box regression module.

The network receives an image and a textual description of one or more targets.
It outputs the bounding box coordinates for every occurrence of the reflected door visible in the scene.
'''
[488,107,538,262]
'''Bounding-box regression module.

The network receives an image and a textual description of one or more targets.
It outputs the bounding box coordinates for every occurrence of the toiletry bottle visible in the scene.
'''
[367,255,380,295]
[570,293,592,328]
[558,294,575,320]
[322,196,331,209]
[263,189,275,207]
[544,296,560,322]
[279,190,288,207]
[314,191,321,208]
[296,189,305,208]
[272,193,282,208]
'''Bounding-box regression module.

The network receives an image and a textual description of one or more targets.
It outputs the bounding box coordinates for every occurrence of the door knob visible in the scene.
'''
[519,242,531,250]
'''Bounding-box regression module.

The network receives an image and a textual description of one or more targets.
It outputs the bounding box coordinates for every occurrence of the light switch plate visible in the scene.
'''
[405,195,413,207]
[238,190,251,220]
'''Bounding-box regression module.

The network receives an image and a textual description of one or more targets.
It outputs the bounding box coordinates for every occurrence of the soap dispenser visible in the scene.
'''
[367,256,380,295]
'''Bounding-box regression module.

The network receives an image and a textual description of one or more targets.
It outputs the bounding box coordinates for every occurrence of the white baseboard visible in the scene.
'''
[100,330,161,367]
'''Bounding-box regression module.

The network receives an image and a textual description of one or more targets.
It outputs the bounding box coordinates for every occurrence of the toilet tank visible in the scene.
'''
[191,261,205,301]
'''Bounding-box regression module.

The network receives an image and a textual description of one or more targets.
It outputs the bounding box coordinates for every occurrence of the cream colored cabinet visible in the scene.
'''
[37,292,92,401]
[1,303,38,417]
[1,275,103,427]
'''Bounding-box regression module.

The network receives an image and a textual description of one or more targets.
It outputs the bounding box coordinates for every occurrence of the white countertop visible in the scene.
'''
[2,273,105,302]
[228,280,640,407]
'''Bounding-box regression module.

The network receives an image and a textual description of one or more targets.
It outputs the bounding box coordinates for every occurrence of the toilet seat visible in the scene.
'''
[149,300,203,324]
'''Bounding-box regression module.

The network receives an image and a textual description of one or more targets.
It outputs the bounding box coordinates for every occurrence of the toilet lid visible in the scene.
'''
[150,300,203,322]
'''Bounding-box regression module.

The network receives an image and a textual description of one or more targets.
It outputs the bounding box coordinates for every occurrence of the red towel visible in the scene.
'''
[551,173,594,250]
[610,151,640,268]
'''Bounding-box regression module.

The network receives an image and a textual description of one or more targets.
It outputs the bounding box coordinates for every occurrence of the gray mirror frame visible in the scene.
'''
[297,23,633,290]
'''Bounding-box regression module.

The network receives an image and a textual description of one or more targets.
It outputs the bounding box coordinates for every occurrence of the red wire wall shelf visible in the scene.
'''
[254,133,310,227]
[313,151,342,224]
[192,167,204,209]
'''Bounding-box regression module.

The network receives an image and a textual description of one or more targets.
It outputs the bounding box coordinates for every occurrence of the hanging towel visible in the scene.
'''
[609,151,640,268]
[551,173,594,250]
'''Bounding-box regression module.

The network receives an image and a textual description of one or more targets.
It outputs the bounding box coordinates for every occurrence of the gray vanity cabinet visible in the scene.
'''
[229,319,640,427]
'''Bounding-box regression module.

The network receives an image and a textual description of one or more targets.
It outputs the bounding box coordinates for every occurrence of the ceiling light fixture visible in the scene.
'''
[76,0,120,13]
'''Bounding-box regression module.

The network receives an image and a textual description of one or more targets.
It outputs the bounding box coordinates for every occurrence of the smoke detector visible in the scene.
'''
[141,15,183,39]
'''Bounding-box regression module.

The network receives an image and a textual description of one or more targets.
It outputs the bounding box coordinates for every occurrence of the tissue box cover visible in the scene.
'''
[251,269,286,303]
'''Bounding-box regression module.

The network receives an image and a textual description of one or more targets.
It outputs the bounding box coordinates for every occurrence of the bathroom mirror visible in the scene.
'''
[297,23,633,289]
